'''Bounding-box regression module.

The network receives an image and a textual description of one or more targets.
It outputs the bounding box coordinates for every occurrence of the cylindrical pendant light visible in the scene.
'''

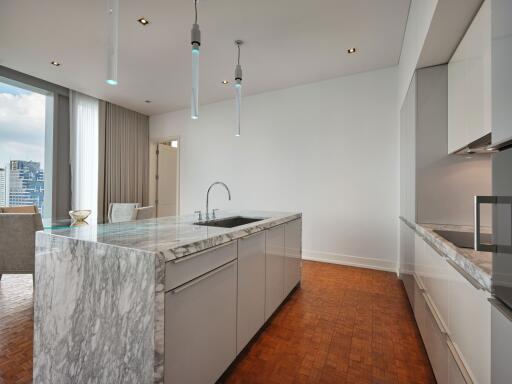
[191,0,201,119]
[106,0,119,85]
[234,40,243,136]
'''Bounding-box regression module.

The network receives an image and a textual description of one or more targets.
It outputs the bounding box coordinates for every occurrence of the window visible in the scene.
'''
[0,80,52,217]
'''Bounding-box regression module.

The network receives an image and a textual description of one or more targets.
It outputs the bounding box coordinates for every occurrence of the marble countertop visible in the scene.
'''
[400,217,492,291]
[41,210,301,261]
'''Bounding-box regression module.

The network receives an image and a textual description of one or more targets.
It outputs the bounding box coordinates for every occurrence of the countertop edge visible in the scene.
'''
[165,213,302,261]
[399,216,492,292]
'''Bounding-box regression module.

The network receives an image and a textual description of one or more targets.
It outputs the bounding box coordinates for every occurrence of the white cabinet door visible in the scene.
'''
[448,0,491,153]
[449,260,491,384]
[265,225,285,320]
[400,220,416,304]
[284,219,301,297]
[400,75,416,222]
[165,260,237,384]
[491,0,512,145]
[237,232,266,354]
[448,57,467,153]
[423,293,450,384]
[491,302,512,384]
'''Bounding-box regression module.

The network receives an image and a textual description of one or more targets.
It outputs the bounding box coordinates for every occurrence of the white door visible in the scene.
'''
[156,143,178,217]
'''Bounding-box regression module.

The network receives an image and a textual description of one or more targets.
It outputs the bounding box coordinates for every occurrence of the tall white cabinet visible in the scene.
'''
[491,0,512,146]
[448,0,491,153]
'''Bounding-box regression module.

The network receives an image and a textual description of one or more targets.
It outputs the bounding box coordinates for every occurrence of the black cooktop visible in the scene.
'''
[433,230,492,250]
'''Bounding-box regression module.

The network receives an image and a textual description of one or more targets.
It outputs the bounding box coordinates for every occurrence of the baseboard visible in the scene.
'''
[302,249,397,272]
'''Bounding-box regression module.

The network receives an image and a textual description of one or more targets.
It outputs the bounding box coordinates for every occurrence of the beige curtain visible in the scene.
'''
[98,101,149,223]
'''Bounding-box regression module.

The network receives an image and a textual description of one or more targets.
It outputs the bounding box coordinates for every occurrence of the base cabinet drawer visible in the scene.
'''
[423,293,449,384]
[165,241,237,291]
[164,260,237,384]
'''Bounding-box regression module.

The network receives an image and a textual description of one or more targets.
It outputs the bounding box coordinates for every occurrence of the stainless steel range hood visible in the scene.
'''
[453,133,512,155]
[453,133,496,155]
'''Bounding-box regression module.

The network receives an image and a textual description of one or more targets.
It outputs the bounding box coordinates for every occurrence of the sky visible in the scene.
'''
[0,81,46,170]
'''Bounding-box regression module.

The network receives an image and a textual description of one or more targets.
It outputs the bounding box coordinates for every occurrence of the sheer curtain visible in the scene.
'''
[70,91,99,223]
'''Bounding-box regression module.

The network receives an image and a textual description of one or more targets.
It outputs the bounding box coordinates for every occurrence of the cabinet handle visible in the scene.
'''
[171,241,234,264]
[445,258,484,291]
[446,338,474,384]
[413,273,426,292]
[170,260,236,294]
[422,292,448,336]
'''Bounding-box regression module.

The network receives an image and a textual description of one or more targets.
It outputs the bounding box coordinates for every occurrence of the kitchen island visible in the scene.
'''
[34,210,302,384]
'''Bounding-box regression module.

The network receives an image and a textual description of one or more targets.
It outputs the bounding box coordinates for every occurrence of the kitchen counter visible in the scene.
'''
[400,216,492,291]
[33,210,301,384]
[41,210,301,260]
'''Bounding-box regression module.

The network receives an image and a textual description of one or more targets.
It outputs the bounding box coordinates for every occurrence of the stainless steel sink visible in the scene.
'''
[194,216,265,228]
[433,229,492,250]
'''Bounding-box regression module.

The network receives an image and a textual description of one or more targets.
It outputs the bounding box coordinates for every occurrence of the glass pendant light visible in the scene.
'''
[191,0,201,119]
[234,40,243,136]
[106,0,119,85]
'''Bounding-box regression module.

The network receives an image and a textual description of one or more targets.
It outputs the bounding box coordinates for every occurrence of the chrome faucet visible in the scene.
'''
[206,182,231,220]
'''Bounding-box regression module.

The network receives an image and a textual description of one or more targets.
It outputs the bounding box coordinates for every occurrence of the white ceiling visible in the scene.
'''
[0,0,410,115]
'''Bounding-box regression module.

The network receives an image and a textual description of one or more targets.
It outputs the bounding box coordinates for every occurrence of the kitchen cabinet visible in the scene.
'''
[411,233,491,384]
[401,65,470,227]
[448,0,491,153]
[284,219,301,297]
[491,0,512,146]
[237,232,266,354]
[449,257,491,384]
[491,301,512,384]
[164,259,237,384]
[400,73,416,223]
[399,220,416,304]
[265,224,285,320]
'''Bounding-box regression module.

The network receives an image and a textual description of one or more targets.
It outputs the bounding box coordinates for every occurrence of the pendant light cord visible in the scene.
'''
[237,43,241,65]
[194,0,198,24]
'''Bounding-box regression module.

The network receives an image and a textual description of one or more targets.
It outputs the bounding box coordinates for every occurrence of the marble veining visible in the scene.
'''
[34,210,301,384]
[400,216,492,291]
[34,234,156,383]
[43,210,302,261]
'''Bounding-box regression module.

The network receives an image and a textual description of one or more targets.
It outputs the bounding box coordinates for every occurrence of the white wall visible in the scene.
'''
[398,0,438,105]
[150,67,399,271]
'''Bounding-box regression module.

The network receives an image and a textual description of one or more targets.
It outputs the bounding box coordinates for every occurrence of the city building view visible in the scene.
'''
[0,79,47,215]
[5,160,45,215]
[0,167,6,206]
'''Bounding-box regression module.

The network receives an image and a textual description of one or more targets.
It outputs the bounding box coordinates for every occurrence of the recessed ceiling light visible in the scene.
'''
[221,80,229,85]
[138,17,150,26]
[145,100,151,103]
[50,61,61,66]
[347,48,357,54]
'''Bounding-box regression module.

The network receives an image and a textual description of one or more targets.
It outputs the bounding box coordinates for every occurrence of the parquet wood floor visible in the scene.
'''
[222,261,435,384]
[0,262,434,384]
[0,274,33,384]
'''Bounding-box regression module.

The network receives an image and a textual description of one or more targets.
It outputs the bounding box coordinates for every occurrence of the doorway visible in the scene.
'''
[150,138,179,217]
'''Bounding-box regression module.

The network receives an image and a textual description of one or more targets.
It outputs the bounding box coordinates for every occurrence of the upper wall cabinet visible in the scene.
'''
[448,0,491,153]
[491,0,512,146]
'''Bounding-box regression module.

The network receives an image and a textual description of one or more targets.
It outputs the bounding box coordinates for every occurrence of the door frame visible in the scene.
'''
[151,136,180,217]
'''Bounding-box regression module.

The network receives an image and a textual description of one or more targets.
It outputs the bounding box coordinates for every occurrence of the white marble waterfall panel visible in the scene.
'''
[34,233,156,384]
